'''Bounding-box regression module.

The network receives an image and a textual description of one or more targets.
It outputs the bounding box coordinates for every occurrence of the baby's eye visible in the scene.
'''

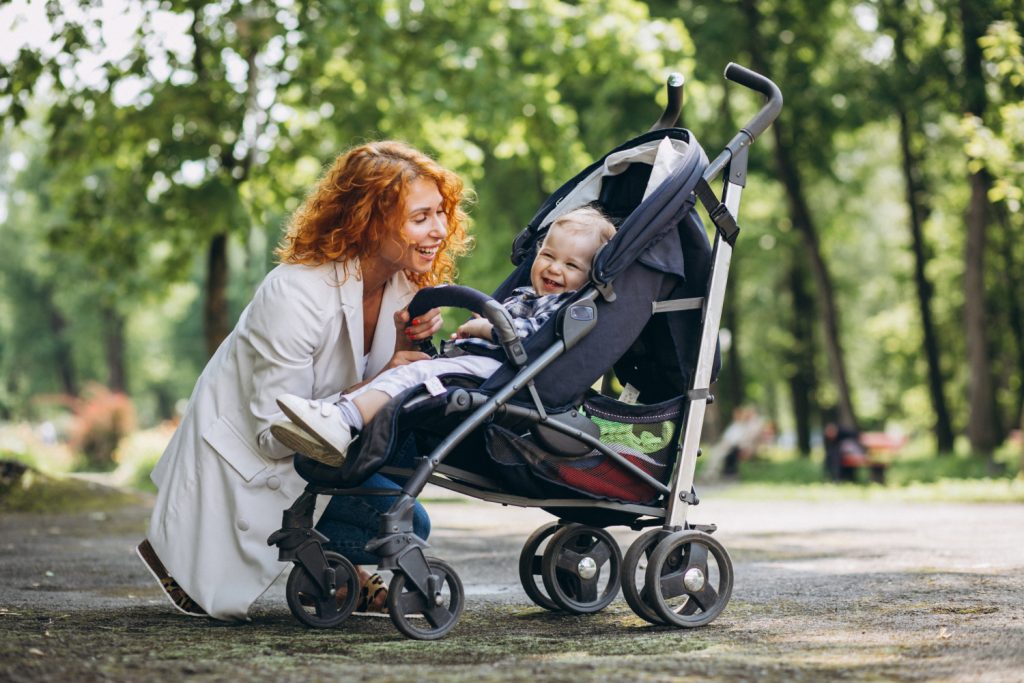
[567,263,580,270]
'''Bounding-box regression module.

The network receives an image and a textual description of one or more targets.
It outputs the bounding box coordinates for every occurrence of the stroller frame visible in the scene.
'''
[269,63,782,640]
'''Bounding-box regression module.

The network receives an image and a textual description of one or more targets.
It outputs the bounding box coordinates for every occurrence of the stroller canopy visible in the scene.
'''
[485,128,717,409]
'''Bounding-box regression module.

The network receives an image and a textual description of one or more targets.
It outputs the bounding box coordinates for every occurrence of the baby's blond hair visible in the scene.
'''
[545,206,616,246]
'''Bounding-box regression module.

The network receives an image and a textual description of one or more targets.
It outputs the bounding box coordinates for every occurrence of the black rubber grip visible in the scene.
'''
[406,285,524,363]
[407,285,495,320]
[723,62,783,142]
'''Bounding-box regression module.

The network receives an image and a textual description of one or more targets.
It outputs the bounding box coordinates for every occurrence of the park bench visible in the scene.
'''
[858,432,908,484]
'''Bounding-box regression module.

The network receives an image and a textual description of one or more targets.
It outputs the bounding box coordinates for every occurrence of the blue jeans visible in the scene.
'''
[313,442,430,566]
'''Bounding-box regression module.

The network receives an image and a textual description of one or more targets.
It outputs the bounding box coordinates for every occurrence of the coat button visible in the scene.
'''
[237,519,250,532]
[266,476,281,491]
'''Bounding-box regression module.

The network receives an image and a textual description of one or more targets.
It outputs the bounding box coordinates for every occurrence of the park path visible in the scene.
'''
[1,485,1023,682]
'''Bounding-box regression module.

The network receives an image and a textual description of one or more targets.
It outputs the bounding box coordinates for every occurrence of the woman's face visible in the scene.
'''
[383,177,448,275]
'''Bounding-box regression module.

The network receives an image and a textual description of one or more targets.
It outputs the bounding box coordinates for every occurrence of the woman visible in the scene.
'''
[137,141,471,621]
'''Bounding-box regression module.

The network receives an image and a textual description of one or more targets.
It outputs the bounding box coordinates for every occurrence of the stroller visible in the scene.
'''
[268,63,782,640]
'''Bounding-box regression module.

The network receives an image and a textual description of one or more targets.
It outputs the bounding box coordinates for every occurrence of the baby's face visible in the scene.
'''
[530,225,601,295]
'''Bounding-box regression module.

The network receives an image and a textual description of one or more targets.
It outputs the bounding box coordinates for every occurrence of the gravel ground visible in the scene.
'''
[1,483,1022,682]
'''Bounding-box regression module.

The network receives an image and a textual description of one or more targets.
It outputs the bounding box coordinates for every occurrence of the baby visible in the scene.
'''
[272,206,616,467]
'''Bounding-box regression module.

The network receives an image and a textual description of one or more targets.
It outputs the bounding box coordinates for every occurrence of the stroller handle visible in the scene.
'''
[648,72,685,132]
[705,63,784,182]
[406,285,528,365]
[723,62,783,143]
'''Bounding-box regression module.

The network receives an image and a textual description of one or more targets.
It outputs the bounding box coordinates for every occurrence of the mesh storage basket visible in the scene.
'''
[487,394,683,504]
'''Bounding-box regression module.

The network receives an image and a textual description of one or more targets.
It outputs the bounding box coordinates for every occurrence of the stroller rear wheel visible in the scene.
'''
[518,521,570,611]
[285,551,359,629]
[541,525,622,614]
[387,557,465,640]
[644,530,733,627]
[621,529,669,625]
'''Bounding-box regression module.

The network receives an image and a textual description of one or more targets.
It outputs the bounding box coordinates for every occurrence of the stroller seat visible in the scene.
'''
[269,63,783,640]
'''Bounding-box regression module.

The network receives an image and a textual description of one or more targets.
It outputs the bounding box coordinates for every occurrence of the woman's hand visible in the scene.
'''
[454,317,494,340]
[394,306,443,351]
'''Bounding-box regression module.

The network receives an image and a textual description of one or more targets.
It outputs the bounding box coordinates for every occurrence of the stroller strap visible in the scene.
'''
[695,177,741,246]
[651,298,704,314]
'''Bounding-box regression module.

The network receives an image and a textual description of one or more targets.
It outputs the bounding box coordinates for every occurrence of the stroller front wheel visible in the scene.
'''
[644,530,733,628]
[387,557,465,640]
[285,551,360,629]
[621,528,670,625]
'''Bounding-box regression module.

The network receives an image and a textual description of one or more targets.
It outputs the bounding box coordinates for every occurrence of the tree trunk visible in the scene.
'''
[772,126,856,433]
[204,233,230,358]
[738,0,858,433]
[960,0,1002,459]
[720,273,745,417]
[964,171,1001,454]
[895,105,955,452]
[46,293,77,396]
[102,305,127,393]
[787,254,816,456]
[991,204,1024,426]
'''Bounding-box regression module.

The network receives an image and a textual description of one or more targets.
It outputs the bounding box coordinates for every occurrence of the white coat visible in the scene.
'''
[146,260,416,621]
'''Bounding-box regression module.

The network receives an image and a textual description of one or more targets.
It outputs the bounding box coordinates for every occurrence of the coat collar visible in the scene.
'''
[334,260,418,381]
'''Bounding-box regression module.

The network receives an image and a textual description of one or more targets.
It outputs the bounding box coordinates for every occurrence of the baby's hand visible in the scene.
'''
[454,317,494,340]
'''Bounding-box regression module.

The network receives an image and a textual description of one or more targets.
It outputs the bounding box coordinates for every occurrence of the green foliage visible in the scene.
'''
[1,0,694,420]
[0,0,1021,472]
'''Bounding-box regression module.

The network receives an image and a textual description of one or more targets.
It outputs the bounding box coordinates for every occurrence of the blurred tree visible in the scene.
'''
[957,0,1004,462]
[962,18,1024,439]
[1,0,693,416]
[735,0,861,433]
[2,0,289,358]
[876,0,956,453]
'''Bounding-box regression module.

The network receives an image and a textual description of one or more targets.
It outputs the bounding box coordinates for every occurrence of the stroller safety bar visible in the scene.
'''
[407,284,528,366]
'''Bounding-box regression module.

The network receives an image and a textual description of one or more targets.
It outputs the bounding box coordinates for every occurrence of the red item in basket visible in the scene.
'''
[555,455,658,503]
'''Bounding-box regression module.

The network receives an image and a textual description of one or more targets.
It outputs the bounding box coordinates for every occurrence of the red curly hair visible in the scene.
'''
[276,141,471,287]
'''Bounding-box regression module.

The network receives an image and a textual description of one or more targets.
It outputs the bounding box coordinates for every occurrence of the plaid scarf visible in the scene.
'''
[499,287,575,341]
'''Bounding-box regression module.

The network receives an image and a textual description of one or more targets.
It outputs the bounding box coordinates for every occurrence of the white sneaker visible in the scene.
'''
[270,421,346,467]
[275,394,354,467]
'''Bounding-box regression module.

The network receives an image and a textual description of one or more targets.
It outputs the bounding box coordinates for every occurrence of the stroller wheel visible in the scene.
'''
[621,529,669,625]
[388,557,465,640]
[644,530,733,628]
[518,522,571,611]
[541,525,622,614]
[285,551,359,629]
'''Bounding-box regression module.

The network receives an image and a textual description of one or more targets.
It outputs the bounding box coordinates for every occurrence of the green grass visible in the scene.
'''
[0,466,143,513]
[715,445,1024,503]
